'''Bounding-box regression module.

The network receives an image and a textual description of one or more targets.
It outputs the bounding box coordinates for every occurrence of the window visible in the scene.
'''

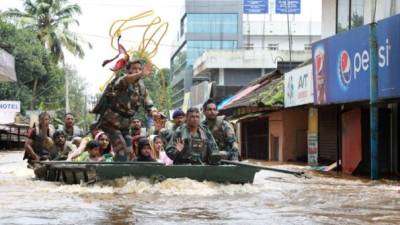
[186,13,238,34]
[336,0,364,33]
[383,0,400,18]
[186,40,238,65]
[351,0,364,28]
[268,43,279,51]
[171,43,187,74]
[180,15,186,37]
[304,43,312,51]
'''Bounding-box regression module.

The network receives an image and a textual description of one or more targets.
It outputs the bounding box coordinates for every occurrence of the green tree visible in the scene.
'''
[0,20,65,111]
[2,0,91,62]
[133,68,172,125]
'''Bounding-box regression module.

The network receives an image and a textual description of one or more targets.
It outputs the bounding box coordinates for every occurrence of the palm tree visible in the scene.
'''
[3,0,91,62]
[2,0,91,110]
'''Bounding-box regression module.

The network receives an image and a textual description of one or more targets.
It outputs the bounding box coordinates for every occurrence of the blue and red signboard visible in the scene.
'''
[312,14,400,105]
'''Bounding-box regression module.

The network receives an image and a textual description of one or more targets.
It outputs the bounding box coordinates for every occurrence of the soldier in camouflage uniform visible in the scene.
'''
[201,99,240,161]
[93,60,157,161]
[166,107,220,165]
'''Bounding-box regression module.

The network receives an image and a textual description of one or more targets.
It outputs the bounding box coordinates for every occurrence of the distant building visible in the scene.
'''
[170,0,321,109]
[170,0,243,108]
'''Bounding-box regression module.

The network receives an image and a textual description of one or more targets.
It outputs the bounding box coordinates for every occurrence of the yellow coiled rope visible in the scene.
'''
[100,10,169,110]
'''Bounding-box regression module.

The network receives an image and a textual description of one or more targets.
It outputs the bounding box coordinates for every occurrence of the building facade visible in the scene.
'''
[170,0,243,108]
[171,0,321,109]
[312,0,400,176]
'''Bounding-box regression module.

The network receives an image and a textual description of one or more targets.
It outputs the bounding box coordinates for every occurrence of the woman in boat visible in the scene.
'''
[149,135,173,165]
[95,131,114,162]
[23,111,55,163]
[135,137,156,162]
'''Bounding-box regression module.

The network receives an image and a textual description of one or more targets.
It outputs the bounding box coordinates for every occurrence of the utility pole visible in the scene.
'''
[285,0,293,68]
[65,76,70,113]
[370,0,379,180]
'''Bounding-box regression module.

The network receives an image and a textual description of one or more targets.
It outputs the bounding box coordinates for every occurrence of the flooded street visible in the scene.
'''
[0,151,399,225]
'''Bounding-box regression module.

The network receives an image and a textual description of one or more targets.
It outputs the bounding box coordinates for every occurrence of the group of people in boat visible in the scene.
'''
[24,59,240,166]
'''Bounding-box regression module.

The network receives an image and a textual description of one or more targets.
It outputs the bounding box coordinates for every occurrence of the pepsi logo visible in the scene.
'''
[314,48,324,73]
[338,50,352,87]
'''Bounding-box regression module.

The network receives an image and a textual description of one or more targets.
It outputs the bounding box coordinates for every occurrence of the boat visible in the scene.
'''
[31,160,305,185]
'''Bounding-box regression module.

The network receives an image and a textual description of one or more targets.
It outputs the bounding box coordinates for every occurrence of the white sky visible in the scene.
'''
[0,0,321,96]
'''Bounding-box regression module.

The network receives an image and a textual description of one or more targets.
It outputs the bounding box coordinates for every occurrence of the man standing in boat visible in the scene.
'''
[92,59,159,161]
[166,107,220,165]
[201,99,240,161]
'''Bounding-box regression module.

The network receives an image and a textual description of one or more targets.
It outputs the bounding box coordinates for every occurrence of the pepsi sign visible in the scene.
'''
[312,14,400,105]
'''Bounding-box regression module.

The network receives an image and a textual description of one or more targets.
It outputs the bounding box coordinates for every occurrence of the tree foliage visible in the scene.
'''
[0,19,64,111]
[133,68,172,125]
[2,0,91,62]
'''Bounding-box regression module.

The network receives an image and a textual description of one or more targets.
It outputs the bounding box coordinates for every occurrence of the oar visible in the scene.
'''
[221,160,306,177]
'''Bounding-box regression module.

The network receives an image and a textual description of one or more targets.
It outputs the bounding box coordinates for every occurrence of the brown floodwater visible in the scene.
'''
[0,151,399,225]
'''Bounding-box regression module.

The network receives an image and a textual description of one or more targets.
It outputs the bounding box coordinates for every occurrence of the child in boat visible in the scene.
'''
[95,131,114,162]
[67,122,101,161]
[75,140,103,162]
[149,135,173,165]
[135,138,156,162]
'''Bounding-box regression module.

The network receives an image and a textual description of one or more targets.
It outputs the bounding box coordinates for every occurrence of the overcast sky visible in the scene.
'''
[0,0,321,96]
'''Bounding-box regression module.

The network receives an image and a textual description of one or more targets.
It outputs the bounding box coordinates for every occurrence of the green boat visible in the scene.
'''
[32,160,305,184]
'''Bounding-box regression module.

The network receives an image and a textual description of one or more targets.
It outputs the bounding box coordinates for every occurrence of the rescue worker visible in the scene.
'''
[92,59,158,161]
[201,99,240,161]
[166,107,220,165]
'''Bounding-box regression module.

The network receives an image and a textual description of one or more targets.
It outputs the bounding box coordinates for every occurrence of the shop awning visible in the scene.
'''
[221,70,284,112]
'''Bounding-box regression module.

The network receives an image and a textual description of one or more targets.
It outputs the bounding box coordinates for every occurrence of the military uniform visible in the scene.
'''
[166,124,219,164]
[94,74,155,161]
[201,116,239,160]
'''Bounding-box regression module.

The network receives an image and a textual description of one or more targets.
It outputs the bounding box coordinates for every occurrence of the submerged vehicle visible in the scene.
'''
[31,160,304,185]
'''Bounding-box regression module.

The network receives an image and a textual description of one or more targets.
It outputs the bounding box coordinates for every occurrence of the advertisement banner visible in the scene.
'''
[275,0,301,14]
[244,0,268,14]
[307,107,318,165]
[284,64,313,107]
[312,14,400,105]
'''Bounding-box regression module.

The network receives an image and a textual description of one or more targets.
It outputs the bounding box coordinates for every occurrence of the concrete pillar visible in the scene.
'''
[219,68,225,85]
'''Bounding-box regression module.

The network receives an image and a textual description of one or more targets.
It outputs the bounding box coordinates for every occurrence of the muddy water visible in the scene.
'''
[0,151,399,225]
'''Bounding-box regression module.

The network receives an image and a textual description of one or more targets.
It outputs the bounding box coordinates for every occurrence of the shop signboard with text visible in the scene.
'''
[284,64,313,107]
[312,14,400,104]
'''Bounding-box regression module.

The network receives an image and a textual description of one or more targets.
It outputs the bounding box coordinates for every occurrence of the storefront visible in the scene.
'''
[312,14,400,176]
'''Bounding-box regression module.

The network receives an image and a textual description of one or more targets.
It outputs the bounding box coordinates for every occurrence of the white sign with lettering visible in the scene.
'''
[0,101,20,124]
[284,64,314,107]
